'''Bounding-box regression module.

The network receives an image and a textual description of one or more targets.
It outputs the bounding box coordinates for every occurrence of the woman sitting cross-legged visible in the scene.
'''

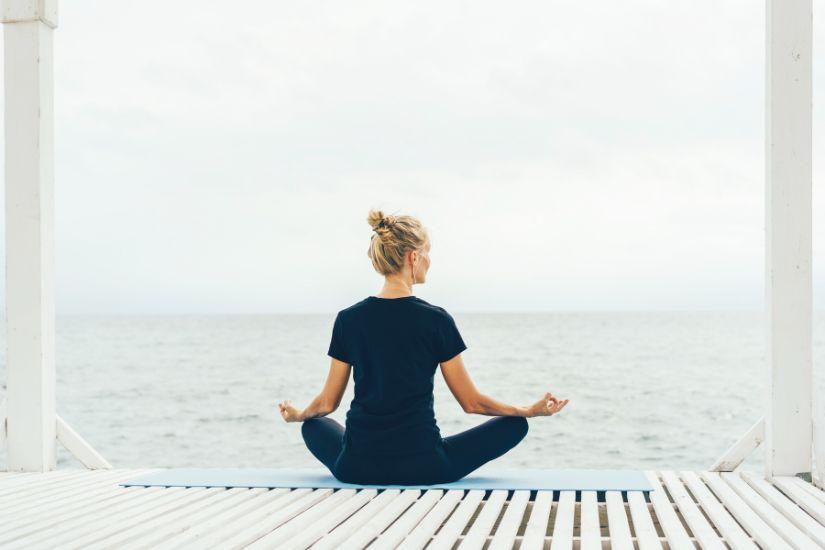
[278,209,569,485]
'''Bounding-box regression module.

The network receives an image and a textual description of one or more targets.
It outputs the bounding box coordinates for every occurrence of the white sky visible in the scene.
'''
[1,0,823,314]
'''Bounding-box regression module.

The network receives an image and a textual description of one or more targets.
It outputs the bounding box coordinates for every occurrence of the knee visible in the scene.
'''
[503,415,529,443]
[301,417,323,440]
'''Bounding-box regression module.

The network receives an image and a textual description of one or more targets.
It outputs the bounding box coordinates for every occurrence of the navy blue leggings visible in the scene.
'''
[301,416,529,485]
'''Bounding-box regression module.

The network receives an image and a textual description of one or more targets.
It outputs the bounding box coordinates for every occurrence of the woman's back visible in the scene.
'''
[328,295,467,456]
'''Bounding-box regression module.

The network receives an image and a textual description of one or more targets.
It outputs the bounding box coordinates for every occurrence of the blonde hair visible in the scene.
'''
[366,209,429,276]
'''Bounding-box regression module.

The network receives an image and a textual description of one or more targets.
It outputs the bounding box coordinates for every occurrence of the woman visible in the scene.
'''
[278,209,569,485]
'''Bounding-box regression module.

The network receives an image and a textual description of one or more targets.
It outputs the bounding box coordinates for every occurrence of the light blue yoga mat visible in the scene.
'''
[120,467,652,492]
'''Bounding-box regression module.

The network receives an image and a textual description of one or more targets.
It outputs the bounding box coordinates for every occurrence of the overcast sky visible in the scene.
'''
[0,0,823,314]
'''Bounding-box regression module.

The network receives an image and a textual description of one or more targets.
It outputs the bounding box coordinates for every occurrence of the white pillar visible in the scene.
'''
[765,0,813,477]
[2,0,59,471]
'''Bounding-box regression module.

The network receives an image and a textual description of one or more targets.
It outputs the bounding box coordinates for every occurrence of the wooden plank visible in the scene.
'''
[85,488,229,550]
[337,489,420,549]
[397,489,463,550]
[0,471,156,541]
[0,470,154,531]
[488,490,530,550]
[644,472,693,550]
[789,476,825,503]
[700,471,792,550]
[3,486,182,548]
[627,491,663,550]
[313,489,403,550]
[0,469,133,513]
[369,489,443,549]
[3,1,58,472]
[660,470,726,549]
[149,488,290,549]
[47,487,224,549]
[680,471,757,550]
[724,472,819,549]
[426,489,484,550]
[56,415,112,469]
[520,491,553,550]
[0,470,89,502]
[764,0,813,478]
[711,418,765,471]
[772,477,825,524]
[214,489,333,550]
[579,491,602,550]
[606,492,633,550]
[457,489,507,549]
[549,490,575,550]
[120,488,302,550]
[281,489,376,550]
[243,488,356,549]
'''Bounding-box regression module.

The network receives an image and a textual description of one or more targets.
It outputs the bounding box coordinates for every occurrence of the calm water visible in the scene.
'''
[1,311,824,472]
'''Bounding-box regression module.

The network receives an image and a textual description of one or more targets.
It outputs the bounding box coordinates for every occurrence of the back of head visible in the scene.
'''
[366,209,428,276]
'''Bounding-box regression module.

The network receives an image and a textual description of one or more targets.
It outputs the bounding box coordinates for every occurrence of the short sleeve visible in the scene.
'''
[435,311,467,363]
[327,312,353,364]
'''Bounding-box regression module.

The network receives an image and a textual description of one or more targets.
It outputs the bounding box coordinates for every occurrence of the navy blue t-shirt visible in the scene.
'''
[327,295,467,456]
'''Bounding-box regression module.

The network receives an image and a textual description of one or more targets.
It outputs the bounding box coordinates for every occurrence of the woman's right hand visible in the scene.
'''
[527,392,569,418]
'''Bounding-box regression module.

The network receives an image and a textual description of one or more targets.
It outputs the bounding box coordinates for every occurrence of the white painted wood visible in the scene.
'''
[370,489,443,550]
[150,487,289,549]
[644,472,697,550]
[0,472,156,541]
[282,489,375,550]
[338,489,420,549]
[488,490,529,550]
[701,471,792,550]
[725,472,820,549]
[765,0,813,478]
[0,471,155,541]
[680,471,757,550]
[2,6,57,473]
[425,489,484,550]
[2,486,173,548]
[711,417,765,471]
[244,488,356,549]
[579,491,602,550]
[772,476,825,524]
[58,487,220,550]
[743,473,825,546]
[119,487,286,550]
[1,0,58,28]
[0,487,161,546]
[605,492,633,550]
[86,488,228,550]
[660,470,726,549]
[788,475,825,503]
[56,415,112,469]
[312,489,402,550]
[458,489,507,550]
[627,491,663,550]
[0,469,135,515]
[549,490,575,550]
[520,491,552,550]
[396,489,462,550]
[210,489,330,550]
[0,399,7,447]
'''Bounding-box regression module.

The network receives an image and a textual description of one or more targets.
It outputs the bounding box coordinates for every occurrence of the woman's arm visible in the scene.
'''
[279,358,351,422]
[440,353,568,417]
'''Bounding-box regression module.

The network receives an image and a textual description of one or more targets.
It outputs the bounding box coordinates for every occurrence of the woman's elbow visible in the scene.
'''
[461,400,479,414]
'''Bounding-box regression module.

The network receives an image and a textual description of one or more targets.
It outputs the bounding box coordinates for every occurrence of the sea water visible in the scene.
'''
[1,311,823,472]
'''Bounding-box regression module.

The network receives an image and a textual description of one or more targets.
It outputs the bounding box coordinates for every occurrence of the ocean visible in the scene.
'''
[1,311,824,473]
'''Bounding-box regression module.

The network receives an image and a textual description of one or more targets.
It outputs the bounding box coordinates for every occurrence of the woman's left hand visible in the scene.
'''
[278,399,303,422]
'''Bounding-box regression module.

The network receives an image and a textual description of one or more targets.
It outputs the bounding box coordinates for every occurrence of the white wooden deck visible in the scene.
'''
[1,469,824,549]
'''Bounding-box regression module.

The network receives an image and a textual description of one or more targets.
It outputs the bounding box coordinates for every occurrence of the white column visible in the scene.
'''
[2,0,59,471]
[765,0,813,477]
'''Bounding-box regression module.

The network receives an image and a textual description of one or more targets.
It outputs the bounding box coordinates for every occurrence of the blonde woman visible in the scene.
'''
[278,210,569,485]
